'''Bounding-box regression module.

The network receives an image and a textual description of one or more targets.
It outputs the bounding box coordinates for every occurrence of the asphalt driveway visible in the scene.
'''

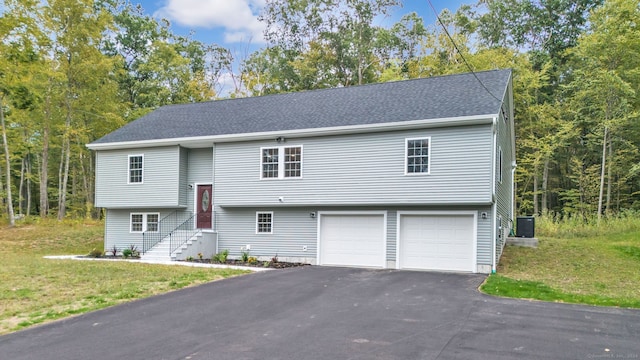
[0,267,638,360]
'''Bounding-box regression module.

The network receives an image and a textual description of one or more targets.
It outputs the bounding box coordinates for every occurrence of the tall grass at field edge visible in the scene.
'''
[535,210,640,238]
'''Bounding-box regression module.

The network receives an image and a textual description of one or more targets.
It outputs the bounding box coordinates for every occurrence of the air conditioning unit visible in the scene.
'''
[516,216,535,238]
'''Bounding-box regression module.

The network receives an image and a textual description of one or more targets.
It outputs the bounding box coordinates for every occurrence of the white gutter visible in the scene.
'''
[87,114,498,151]
[216,201,495,208]
[491,116,498,274]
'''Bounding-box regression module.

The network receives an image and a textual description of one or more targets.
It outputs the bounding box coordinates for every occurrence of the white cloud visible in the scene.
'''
[155,0,266,43]
[216,71,241,97]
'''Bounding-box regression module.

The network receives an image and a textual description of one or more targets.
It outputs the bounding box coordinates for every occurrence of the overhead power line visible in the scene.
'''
[425,0,504,104]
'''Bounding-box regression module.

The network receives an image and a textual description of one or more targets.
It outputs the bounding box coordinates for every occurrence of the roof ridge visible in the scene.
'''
[154,69,512,109]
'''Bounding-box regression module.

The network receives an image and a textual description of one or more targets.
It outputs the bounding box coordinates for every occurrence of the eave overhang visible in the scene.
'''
[86,114,497,151]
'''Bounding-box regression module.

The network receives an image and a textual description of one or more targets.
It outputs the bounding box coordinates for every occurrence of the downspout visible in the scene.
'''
[491,117,498,274]
[511,161,517,236]
[508,76,517,238]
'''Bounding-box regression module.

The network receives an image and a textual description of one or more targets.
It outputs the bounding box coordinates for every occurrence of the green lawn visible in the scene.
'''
[0,219,250,334]
[3,216,637,335]
[481,217,640,308]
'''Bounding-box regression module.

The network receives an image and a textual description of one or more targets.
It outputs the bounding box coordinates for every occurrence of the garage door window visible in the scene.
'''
[406,137,430,174]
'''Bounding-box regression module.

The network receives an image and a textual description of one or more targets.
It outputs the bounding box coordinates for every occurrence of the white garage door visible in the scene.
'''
[399,214,475,272]
[319,213,385,268]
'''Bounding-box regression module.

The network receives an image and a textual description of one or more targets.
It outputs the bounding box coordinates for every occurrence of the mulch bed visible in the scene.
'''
[183,259,309,269]
[81,255,308,269]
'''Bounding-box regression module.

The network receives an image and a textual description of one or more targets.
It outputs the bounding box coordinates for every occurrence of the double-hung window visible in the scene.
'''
[405,137,430,175]
[256,212,273,234]
[284,147,302,177]
[130,213,159,233]
[262,148,279,178]
[128,155,144,184]
[261,146,302,179]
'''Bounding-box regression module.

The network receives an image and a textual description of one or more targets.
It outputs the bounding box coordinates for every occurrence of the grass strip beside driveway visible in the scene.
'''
[481,220,640,308]
[0,220,250,334]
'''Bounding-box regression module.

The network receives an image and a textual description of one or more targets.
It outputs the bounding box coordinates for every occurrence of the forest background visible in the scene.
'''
[1,0,639,226]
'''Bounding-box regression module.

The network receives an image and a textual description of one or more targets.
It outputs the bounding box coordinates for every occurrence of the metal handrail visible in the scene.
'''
[169,213,199,255]
[142,210,193,253]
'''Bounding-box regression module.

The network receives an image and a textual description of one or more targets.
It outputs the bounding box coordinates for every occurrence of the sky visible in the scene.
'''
[134,0,469,50]
[132,0,469,94]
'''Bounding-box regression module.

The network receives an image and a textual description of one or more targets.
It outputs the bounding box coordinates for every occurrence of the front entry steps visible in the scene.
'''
[141,230,203,262]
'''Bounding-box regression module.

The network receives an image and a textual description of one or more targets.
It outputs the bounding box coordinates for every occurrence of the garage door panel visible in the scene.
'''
[320,214,385,268]
[399,214,475,272]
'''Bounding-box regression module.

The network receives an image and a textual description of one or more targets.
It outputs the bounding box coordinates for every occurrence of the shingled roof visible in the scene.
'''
[90,69,511,146]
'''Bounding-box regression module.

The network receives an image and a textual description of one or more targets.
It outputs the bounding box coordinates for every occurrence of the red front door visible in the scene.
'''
[196,185,212,229]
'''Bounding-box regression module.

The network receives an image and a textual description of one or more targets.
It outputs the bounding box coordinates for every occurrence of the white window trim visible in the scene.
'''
[130,212,159,233]
[127,154,144,184]
[255,211,274,234]
[404,137,431,175]
[259,145,303,180]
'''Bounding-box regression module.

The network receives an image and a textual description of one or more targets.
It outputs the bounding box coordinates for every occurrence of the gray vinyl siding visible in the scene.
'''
[179,147,188,207]
[104,208,177,252]
[95,146,182,208]
[387,210,397,261]
[186,148,214,213]
[494,81,515,259]
[476,207,493,265]
[215,207,318,258]
[214,125,494,207]
[215,206,493,266]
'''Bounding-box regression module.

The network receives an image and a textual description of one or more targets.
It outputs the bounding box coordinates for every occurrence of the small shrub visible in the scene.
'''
[263,261,270,267]
[271,253,279,263]
[197,252,203,260]
[247,256,258,264]
[128,245,140,258]
[212,249,229,263]
[186,256,194,262]
[241,250,250,262]
[122,248,132,258]
[88,248,103,258]
[109,245,118,257]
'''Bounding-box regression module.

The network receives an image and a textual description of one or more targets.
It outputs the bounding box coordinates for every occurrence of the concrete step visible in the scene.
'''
[142,230,203,262]
[506,236,538,248]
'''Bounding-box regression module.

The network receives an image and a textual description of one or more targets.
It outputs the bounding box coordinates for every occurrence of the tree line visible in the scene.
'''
[1,0,638,226]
